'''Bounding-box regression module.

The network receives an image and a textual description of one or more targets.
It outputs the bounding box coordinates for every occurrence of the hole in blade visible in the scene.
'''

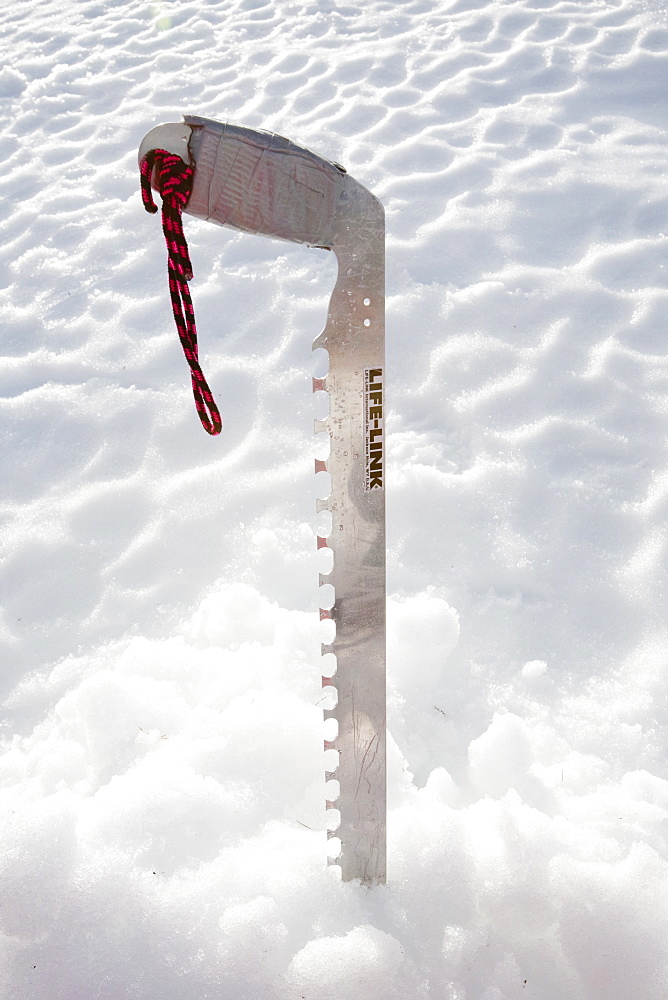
[314,430,330,461]
[325,778,340,802]
[313,389,329,419]
[321,651,337,677]
[319,582,334,609]
[312,346,328,378]
[323,716,338,742]
[315,470,332,500]
[326,837,342,860]
[316,509,332,536]
[320,684,338,710]
[325,808,341,831]
[320,617,335,644]
[317,545,333,575]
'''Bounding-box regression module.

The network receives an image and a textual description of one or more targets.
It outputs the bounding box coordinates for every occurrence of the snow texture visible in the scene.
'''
[2,0,668,997]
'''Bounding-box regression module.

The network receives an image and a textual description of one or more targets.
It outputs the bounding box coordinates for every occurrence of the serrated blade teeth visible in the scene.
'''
[313,175,385,884]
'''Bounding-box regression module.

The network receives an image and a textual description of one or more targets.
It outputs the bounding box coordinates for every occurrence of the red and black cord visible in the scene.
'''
[140,149,222,436]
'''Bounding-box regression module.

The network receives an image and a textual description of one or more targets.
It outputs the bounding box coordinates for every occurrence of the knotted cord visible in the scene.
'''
[140,148,222,435]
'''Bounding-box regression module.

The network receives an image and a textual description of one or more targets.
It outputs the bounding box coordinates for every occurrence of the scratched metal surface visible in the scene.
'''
[314,175,386,883]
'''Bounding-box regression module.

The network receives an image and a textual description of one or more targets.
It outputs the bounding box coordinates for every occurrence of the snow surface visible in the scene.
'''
[2,0,668,996]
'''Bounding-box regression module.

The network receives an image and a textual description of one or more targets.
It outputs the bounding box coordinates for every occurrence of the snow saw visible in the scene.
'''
[138,116,386,884]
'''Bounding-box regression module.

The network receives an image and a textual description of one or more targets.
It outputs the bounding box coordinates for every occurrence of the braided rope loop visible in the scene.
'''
[140,149,222,435]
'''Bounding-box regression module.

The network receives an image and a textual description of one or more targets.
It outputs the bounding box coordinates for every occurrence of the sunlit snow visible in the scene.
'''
[2,0,668,997]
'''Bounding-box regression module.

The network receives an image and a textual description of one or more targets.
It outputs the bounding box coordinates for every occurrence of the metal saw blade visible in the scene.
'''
[314,176,386,885]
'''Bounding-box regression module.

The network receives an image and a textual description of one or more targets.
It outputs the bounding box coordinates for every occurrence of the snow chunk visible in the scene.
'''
[522,658,548,679]
[0,67,26,97]
[287,924,404,1000]
[468,713,534,798]
[191,583,281,649]
[389,592,460,701]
